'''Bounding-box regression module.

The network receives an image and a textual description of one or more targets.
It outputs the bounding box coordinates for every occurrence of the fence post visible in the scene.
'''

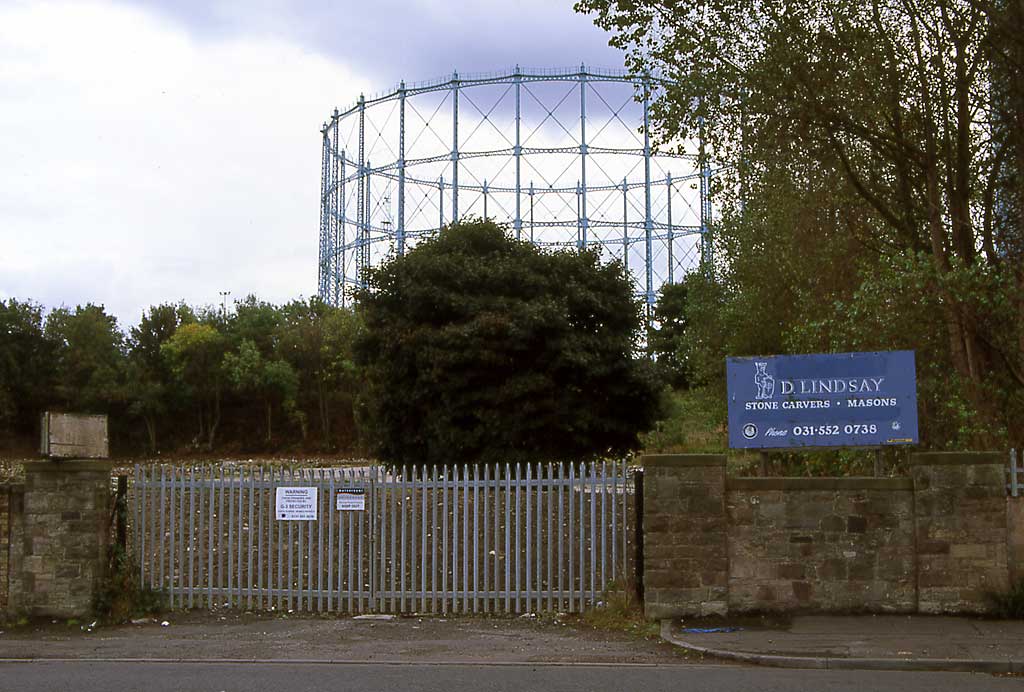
[633,468,644,608]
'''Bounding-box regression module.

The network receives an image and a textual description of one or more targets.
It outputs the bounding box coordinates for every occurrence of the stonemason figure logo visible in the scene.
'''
[754,361,775,400]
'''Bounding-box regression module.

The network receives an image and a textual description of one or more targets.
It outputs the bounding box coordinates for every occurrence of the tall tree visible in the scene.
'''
[127,302,194,452]
[0,299,55,438]
[355,219,662,468]
[277,297,359,450]
[579,0,1024,446]
[161,322,227,451]
[44,304,126,413]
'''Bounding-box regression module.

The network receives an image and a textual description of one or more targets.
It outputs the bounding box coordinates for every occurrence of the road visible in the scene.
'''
[0,661,1020,692]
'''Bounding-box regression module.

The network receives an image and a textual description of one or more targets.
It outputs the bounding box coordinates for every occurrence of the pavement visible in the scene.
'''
[662,614,1024,673]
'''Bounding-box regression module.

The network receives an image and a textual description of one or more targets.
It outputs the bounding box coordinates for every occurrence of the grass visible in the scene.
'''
[579,581,659,639]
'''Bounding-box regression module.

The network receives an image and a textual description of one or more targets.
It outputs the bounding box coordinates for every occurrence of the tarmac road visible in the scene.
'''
[0,661,1021,692]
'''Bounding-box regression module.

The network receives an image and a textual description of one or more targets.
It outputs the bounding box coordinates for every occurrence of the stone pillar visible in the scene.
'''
[912,452,1009,614]
[12,460,113,618]
[641,454,728,618]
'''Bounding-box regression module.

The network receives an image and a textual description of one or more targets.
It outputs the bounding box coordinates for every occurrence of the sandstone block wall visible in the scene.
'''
[8,461,112,618]
[912,452,1009,613]
[643,451,1012,617]
[726,478,916,612]
[0,485,24,612]
[1008,498,1024,583]
[642,454,728,618]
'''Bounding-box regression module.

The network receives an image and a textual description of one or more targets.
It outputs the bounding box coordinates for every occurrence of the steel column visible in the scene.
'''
[451,72,459,224]
[579,66,588,250]
[398,82,406,256]
[514,67,522,240]
[356,94,366,289]
[642,74,653,310]
[666,172,673,285]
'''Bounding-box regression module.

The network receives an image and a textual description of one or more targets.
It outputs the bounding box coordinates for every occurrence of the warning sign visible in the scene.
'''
[275,487,318,520]
[336,488,366,511]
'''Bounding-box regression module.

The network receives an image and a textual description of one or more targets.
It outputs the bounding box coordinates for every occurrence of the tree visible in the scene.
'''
[223,339,299,443]
[127,302,194,452]
[354,219,662,468]
[161,322,227,450]
[0,299,55,438]
[578,0,1024,447]
[44,303,126,413]
[277,297,359,450]
[648,281,691,387]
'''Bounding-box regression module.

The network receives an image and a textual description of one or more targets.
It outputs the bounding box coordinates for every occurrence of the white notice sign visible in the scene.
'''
[336,488,366,511]
[276,486,318,520]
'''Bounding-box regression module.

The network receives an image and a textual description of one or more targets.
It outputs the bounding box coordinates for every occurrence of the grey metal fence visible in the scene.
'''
[1009,449,1020,497]
[130,462,632,614]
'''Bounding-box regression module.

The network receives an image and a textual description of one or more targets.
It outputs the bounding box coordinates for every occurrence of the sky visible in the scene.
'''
[0,0,625,329]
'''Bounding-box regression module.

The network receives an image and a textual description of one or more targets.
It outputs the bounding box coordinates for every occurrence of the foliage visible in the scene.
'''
[647,282,690,387]
[44,304,126,413]
[578,0,1024,451]
[354,219,662,468]
[0,299,54,439]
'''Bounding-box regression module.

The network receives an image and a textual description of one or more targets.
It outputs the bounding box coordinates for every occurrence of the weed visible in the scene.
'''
[580,580,659,638]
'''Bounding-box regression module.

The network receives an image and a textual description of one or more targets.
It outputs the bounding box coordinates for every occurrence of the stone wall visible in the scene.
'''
[1009,498,1024,583]
[726,478,916,612]
[0,484,24,612]
[912,452,1009,613]
[642,455,728,618]
[642,451,1012,618]
[7,461,112,618]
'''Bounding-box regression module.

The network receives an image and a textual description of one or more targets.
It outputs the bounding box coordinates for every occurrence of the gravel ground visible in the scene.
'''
[0,611,692,664]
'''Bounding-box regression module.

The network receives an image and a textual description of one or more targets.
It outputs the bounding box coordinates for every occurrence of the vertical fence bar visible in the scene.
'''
[159,466,167,605]
[258,467,265,610]
[558,462,565,611]
[135,466,144,588]
[378,467,386,611]
[403,468,410,613]
[462,464,469,613]
[327,471,334,612]
[567,462,575,612]
[358,468,366,612]
[178,466,186,608]
[248,467,255,610]
[504,462,511,613]
[348,469,356,613]
[150,466,158,592]
[169,466,177,608]
[536,462,543,612]
[453,465,460,612]
[473,463,479,612]
[277,468,285,612]
[483,463,490,612]
[442,465,450,614]
[240,467,248,609]
[623,460,629,580]
[547,462,554,611]
[611,460,618,582]
[188,466,196,609]
[287,468,294,612]
[515,462,522,613]
[431,465,438,613]
[590,461,598,602]
[421,464,428,613]
[579,461,586,611]
[525,462,532,612]
[217,465,225,607]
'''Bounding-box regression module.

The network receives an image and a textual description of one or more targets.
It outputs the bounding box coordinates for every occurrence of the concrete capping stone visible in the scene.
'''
[640,454,726,468]
[21,459,114,474]
[910,452,1003,466]
[726,477,914,491]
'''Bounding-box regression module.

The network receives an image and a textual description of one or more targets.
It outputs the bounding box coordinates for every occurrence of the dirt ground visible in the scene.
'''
[0,611,694,664]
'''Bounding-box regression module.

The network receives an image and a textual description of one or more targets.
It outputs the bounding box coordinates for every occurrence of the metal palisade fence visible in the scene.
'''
[130,462,633,614]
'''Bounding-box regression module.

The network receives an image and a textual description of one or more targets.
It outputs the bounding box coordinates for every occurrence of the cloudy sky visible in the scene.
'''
[0,0,624,328]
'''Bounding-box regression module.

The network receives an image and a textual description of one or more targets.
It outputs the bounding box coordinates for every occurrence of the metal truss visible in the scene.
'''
[318,66,717,309]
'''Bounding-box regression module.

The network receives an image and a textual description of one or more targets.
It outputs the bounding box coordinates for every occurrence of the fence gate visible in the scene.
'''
[131,462,633,614]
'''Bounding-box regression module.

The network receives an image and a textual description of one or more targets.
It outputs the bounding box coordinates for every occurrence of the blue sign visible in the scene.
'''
[727,351,919,449]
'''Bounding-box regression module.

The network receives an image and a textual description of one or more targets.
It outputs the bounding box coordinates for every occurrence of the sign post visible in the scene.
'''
[727,350,919,452]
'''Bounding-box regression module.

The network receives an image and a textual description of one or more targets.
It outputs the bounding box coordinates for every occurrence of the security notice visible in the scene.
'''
[275,486,318,520]
[335,488,366,511]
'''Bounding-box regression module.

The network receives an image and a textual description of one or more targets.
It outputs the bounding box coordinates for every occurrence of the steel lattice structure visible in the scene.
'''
[318,66,714,308]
